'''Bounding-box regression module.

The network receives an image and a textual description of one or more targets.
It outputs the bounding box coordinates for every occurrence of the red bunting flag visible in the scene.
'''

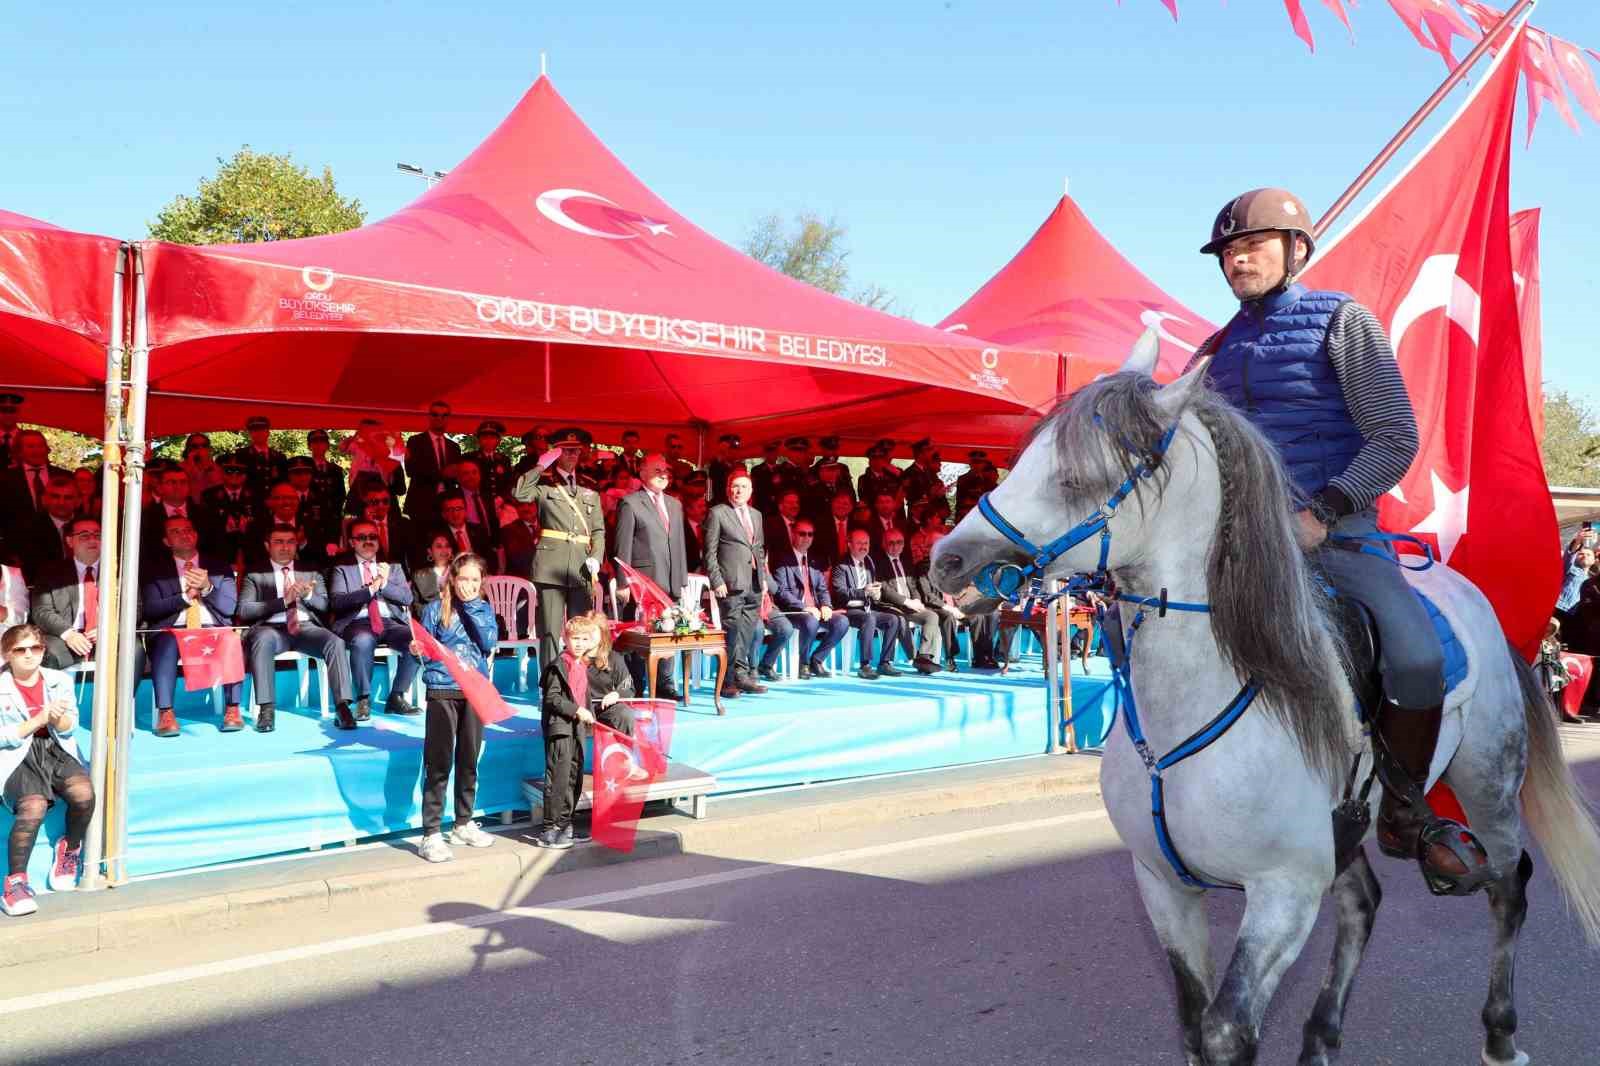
[1159,0,1178,20]
[1321,0,1354,37]
[167,627,246,692]
[1388,0,1480,68]
[1522,28,1582,141]
[1284,0,1316,51]
[591,722,665,852]
[1552,36,1600,123]
[1509,208,1543,439]
[1304,24,1559,656]
[409,617,515,725]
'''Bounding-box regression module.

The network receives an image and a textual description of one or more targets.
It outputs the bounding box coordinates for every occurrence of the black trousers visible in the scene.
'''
[719,588,760,674]
[245,622,354,705]
[536,581,594,670]
[542,729,583,831]
[421,690,485,833]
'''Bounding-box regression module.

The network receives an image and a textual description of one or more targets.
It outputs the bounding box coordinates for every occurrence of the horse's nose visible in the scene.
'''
[935,551,963,576]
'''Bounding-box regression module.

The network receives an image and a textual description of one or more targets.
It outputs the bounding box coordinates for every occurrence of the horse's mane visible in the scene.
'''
[1041,373,1350,780]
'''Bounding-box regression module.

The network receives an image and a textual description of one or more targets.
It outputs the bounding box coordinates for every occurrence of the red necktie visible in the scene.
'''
[434,435,444,469]
[29,467,45,509]
[738,506,754,540]
[363,562,384,633]
[81,566,98,632]
[456,528,471,554]
[282,567,301,635]
[837,520,847,557]
[799,555,814,608]
[653,492,670,534]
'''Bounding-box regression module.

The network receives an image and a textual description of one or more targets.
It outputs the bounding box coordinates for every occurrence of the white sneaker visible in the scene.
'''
[418,832,454,863]
[447,820,495,849]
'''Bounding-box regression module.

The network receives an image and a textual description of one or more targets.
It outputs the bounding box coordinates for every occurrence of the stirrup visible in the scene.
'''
[1415,817,1495,897]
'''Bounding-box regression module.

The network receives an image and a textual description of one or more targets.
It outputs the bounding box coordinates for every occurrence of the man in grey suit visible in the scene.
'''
[613,454,688,699]
[327,519,421,720]
[237,523,357,733]
[703,470,768,698]
[29,516,104,669]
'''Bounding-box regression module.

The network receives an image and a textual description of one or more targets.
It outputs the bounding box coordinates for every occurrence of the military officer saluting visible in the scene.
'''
[856,439,903,511]
[469,420,515,505]
[512,426,606,667]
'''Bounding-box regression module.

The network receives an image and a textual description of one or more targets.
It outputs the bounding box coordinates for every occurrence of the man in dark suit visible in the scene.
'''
[285,456,342,557]
[829,529,902,680]
[327,519,420,718]
[246,481,326,569]
[900,438,946,518]
[764,489,804,564]
[141,466,219,564]
[30,516,104,669]
[436,493,496,570]
[139,514,243,737]
[682,494,708,574]
[358,486,416,568]
[703,470,768,697]
[238,416,289,500]
[511,427,605,667]
[0,430,69,539]
[663,432,696,490]
[771,520,850,679]
[705,434,744,508]
[499,500,540,582]
[866,489,913,554]
[454,457,501,543]
[13,471,80,579]
[0,392,22,470]
[614,454,688,699]
[202,455,259,563]
[817,490,859,572]
[404,400,462,523]
[874,530,941,674]
[237,523,357,733]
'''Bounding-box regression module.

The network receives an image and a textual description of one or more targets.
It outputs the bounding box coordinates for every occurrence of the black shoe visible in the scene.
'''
[757,666,781,683]
[335,703,358,730]
[533,827,572,850]
[720,685,742,699]
[858,666,879,680]
[655,680,681,701]
[354,697,372,722]
[254,705,276,733]
[944,660,959,672]
[913,656,939,675]
[1373,702,1489,892]
[878,663,903,678]
[571,821,592,843]
[797,665,811,680]
[808,661,831,679]
[385,694,421,716]
[736,674,768,694]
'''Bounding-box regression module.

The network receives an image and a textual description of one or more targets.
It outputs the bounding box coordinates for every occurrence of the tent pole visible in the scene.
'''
[1313,0,1534,239]
[543,342,552,404]
[695,426,705,467]
[81,243,129,893]
[108,246,151,885]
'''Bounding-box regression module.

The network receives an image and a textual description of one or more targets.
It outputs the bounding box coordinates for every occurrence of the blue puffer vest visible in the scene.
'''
[1207,284,1366,500]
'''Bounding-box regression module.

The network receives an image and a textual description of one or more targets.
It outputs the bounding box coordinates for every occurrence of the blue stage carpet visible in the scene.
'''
[5,655,1116,882]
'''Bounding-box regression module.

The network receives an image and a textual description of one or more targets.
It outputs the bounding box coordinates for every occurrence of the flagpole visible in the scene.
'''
[1313,0,1535,240]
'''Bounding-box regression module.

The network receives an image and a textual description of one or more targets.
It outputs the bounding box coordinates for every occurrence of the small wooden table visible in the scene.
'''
[997,601,1097,754]
[612,628,730,716]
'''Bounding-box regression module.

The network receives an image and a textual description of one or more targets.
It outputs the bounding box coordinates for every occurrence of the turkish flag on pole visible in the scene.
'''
[1456,3,1583,143]
[409,617,515,725]
[591,722,665,852]
[1304,23,1559,656]
[1388,0,1480,68]
[167,627,246,692]
[1509,209,1543,439]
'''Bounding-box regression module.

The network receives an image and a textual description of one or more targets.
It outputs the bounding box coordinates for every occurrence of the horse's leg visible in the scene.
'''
[1297,849,1382,1066]
[1134,858,1213,1066]
[1479,851,1535,1066]
[1201,877,1325,1066]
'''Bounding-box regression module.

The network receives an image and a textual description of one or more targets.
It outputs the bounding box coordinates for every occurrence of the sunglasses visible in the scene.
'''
[7,645,44,656]
[351,534,380,542]
[794,532,815,538]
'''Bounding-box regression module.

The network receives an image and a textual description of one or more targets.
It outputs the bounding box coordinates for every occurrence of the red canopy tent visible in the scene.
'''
[0,210,123,428]
[134,76,1055,450]
[938,193,1216,394]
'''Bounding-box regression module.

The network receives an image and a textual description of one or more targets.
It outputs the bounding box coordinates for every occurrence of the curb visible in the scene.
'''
[0,754,1105,970]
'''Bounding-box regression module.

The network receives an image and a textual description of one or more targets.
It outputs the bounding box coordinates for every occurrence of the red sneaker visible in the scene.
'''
[220,706,243,732]
[49,838,82,893]
[1,874,37,917]
[155,708,179,738]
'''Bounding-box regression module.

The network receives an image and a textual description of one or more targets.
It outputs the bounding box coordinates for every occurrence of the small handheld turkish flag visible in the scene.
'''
[409,618,515,725]
[167,627,246,692]
[591,722,666,852]
[613,557,674,626]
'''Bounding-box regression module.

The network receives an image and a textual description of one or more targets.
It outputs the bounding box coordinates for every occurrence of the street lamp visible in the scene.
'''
[395,162,448,187]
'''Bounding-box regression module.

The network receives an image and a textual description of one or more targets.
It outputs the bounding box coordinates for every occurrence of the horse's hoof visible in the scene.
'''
[1482,1050,1529,1066]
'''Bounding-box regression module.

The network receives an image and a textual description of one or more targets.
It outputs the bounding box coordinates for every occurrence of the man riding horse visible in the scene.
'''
[1194,187,1479,891]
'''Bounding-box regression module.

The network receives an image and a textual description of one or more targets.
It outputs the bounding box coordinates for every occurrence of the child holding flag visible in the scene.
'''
[536,612,634,849]
[414,553,499,864]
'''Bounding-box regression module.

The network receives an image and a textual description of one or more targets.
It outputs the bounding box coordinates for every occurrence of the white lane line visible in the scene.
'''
[0,810,1110,1013]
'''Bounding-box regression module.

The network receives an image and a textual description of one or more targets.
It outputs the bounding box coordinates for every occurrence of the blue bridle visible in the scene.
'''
[970,416,1256,892]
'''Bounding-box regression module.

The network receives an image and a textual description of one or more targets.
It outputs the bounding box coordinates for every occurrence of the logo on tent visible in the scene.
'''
[535,189,674,241]
[969,348,1008,392]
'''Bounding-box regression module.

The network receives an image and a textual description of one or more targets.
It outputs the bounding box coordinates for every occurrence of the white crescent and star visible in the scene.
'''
[535,188,674,241]
[1137,308,1200,355]
[1410,471,1470,564]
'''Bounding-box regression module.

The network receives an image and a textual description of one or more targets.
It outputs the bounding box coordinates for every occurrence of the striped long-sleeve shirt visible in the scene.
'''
[1188,300,1418,518]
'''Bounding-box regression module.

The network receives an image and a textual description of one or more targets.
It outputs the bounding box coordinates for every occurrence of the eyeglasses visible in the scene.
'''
[351,534,380,542]
[7,645,44,656]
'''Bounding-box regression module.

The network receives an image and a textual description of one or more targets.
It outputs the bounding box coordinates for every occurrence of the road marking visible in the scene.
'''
[0,809,1110,1012]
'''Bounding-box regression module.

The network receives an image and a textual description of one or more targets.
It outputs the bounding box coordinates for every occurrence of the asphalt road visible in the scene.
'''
[6,755,1600,1066]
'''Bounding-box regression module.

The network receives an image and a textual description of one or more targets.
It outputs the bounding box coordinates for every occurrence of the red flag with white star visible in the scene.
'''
[409,617,515,725]
[1509,208,1543,439]
[1551,36,1600,123]
[1304,22,1559,655]
[1388,0,1480,68]
[591,722,665,852]
[167,627,246,692]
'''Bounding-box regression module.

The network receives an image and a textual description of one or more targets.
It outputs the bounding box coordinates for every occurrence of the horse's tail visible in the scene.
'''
[1511,640,1600,946]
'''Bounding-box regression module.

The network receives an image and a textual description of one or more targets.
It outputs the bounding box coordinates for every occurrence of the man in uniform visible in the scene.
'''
[900,438,944,518]
[856,440,902,515]
[0,392,25,469]
[469,419,515,505]
[513,427,605,667]
[955,450,993,502]
[663,432,697,489]
[1194,186,1471,890]
[306,429,347,517]
[202,454,258,563]
[813,436,842,473]
[238,416,288,499]
[706,434,744,507]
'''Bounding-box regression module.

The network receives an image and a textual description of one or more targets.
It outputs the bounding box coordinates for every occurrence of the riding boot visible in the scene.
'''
[1374,702,1486,891]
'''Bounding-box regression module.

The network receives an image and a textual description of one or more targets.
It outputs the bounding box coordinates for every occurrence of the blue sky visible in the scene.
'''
[4,1,1596,404]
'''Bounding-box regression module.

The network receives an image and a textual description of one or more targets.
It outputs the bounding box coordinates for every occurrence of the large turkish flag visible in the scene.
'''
[1305,23,1559,656]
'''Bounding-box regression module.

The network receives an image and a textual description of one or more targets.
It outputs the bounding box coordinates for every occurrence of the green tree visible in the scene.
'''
[742,211,898,312]
[149,147,365,244]
[1541,388,1600,487]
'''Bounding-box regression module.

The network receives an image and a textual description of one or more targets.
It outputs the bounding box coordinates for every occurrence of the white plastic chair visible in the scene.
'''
[244,651,331,721]
[372,646,426,707]
[482,575,539,692]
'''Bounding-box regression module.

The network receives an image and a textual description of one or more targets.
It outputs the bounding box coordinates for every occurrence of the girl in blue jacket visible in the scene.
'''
[413,553,499,863]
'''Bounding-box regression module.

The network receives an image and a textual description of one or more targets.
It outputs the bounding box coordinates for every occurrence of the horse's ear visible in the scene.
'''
[1121,327,1161,378]
[1152,357,1210,418]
